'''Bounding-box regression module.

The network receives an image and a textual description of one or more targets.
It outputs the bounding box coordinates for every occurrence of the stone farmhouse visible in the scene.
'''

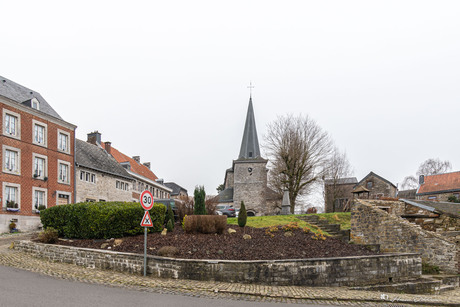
[416,171,460,201]
[351,171,397,200]
[324,177,357,213]
[0,76,76,233]
[218,97,281,216]
[75,139,133,202]
[86,131,172,202]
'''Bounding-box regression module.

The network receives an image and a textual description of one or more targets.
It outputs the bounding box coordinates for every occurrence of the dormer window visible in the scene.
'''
[31,98,40,110]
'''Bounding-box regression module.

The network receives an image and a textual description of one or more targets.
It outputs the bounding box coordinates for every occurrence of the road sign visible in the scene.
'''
[140,190,154,210]
[140,210,153,227]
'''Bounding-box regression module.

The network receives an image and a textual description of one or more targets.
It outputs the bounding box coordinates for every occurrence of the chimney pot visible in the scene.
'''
[419,175,425,185]
[143,162,151,169]
[105,141,112,154]
[133,156,140,163]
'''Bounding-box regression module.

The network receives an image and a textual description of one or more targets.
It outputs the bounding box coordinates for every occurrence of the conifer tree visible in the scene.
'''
[193,186,207,215]
[166,204,175,231]
[238,201,247,227]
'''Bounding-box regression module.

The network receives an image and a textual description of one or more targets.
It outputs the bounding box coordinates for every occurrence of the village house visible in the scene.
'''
[164,182,188,199]
[324,177,357,213]
[0,76,76,233]
[75,139,133,202]
[86,131,172,202]
[352,171,398,200]
[416,171,460,201]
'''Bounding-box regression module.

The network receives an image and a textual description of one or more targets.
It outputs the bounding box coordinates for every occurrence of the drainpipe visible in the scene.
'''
[73,128,77,204]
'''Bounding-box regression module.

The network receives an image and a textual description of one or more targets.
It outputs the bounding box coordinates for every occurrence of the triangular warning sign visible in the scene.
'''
[140,210,154,227]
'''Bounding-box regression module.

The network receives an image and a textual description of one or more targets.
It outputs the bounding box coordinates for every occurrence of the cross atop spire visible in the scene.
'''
[238,96,261,160]
[247,82,255,98]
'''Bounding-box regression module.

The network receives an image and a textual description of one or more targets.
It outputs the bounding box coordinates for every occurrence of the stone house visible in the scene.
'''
[324,177,357,213]
[86,132,172,202]
[75,139,133,202]
[164,182,188,199]
[416,171,460,201]
[0,76,76,232]
[218,97,281,216]
[352,171,397,200]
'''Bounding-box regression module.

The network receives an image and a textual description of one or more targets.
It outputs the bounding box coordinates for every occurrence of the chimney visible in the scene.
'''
[87,131,101,145]
[133,156,140,163]
[156,178,164,185]
[143,162,151,169]
[419,175,425,185]
[104,142,112,155]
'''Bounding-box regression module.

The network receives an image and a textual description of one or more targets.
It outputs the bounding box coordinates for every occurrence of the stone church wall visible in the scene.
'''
[233,160,268,215]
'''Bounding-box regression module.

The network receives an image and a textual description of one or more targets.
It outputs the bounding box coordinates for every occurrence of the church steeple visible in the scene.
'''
[238,97,261,159]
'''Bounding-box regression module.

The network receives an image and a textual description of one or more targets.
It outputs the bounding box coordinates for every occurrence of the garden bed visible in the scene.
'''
[51,224,378,260]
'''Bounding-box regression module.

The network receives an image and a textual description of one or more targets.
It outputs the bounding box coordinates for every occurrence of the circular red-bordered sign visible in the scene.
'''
[140,190,154,210]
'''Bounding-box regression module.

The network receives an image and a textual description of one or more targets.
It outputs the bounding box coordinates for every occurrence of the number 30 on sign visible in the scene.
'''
[140,190,154,211]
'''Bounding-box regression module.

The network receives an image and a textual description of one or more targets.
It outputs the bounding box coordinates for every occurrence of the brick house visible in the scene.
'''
[352,171,397,200]
[0,76,76,232]
[86,131,172,201]
[75,139,133,202]
[324,177,358,213]
[416,172,460,201]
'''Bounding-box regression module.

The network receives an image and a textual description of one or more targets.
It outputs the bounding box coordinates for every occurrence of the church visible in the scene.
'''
[218,96,282,216]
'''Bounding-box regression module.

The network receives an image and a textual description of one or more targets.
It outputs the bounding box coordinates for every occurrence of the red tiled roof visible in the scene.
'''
[101,142,158,182]
[417,171,460,195]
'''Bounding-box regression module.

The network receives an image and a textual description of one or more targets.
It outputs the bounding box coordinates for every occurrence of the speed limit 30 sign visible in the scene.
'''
[140,190,154,210]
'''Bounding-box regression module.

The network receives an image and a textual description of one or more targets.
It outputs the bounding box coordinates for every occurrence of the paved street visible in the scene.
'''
[0,234,459,306]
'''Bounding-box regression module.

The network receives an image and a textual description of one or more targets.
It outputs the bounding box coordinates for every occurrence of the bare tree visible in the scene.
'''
[264,114,333,213]
[323,147,354,212]
[401,158,452,190]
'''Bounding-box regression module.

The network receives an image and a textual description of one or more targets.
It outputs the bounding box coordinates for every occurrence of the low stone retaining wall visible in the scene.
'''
[14,240,421,287]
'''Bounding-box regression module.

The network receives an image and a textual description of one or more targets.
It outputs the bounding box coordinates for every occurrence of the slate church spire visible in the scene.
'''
[238,97,261,159]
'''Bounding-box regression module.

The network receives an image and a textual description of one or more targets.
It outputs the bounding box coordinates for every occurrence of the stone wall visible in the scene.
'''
[14,240,421,287]
[0,214,40,233]
[351,199,459,273]
[75,167,132,203]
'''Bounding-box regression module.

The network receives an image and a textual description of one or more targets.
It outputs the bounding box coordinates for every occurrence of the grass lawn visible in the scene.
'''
[227,212,351,234]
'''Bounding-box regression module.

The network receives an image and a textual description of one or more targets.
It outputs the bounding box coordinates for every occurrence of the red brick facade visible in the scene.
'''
[0,97,76,217]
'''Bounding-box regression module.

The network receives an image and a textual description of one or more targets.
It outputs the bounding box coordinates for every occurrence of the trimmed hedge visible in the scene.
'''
[183,215,227,234]
[40,202,166,239]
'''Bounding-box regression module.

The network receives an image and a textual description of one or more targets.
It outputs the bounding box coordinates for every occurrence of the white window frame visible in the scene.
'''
[2,145,21,175]
[2,182,21,209]
[80,170,96,184]
[32,187,47,210]
[57,129,70,154]
[116,180,129,191]
[32,119,48,147]
[32,153,48,180]
[57,160,71,185]
[55,191,72,206]
[2,109,21,140]
[31,98,40,110]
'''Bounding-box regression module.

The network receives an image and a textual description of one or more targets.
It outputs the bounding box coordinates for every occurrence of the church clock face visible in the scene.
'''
[248,167,253,173]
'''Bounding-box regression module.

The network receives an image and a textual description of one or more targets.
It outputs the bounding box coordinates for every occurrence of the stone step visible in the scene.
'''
[351,278,442,294]
[427,275,460,287]
[439,285,456,293]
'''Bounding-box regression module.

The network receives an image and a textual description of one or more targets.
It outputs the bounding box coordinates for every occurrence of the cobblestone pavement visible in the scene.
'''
[0,236,458,306]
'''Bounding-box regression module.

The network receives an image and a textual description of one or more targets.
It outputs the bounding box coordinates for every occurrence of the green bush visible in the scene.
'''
[166,219,174,232]
[183,215,227,234]
[38,227,59,243]
[165,203,175,231]
[193,185,207,215]
[40,201,166,239]
[238,201,247,227]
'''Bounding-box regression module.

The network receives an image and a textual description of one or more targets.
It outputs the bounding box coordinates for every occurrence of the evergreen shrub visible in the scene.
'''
[193,185,207,215]
[238,201,247,227]
[40,201,166,239]
[164,203,175,230]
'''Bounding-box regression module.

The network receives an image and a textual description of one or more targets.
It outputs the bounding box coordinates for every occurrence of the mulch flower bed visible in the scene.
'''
[53,225,379,261]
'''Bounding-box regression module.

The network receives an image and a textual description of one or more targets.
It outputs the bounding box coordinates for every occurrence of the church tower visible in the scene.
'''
[232,97,269,215]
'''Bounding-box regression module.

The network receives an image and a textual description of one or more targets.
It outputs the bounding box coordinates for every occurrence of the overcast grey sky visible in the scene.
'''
[2,1,460,206]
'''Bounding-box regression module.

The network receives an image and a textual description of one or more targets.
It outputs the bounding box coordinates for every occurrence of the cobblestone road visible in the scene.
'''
[0,233,458,306]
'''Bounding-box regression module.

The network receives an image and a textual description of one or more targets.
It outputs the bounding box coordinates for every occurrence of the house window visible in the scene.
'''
[58,130,70,153]
[31,98,40,110]
[116,180,129,191]
[3,182,21,209]
[428,196,437,200]
[58,161,70,184]
[33,188,47,210]
[3,146,21,175]
[80,170,95,183]
[366,181,373,189]
[57,193,70,205]
[32,120,47,147]
[33,156,46,179]
[3,109,20,139]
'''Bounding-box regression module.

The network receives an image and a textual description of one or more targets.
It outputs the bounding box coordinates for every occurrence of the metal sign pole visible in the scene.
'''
[144,226,147,276]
